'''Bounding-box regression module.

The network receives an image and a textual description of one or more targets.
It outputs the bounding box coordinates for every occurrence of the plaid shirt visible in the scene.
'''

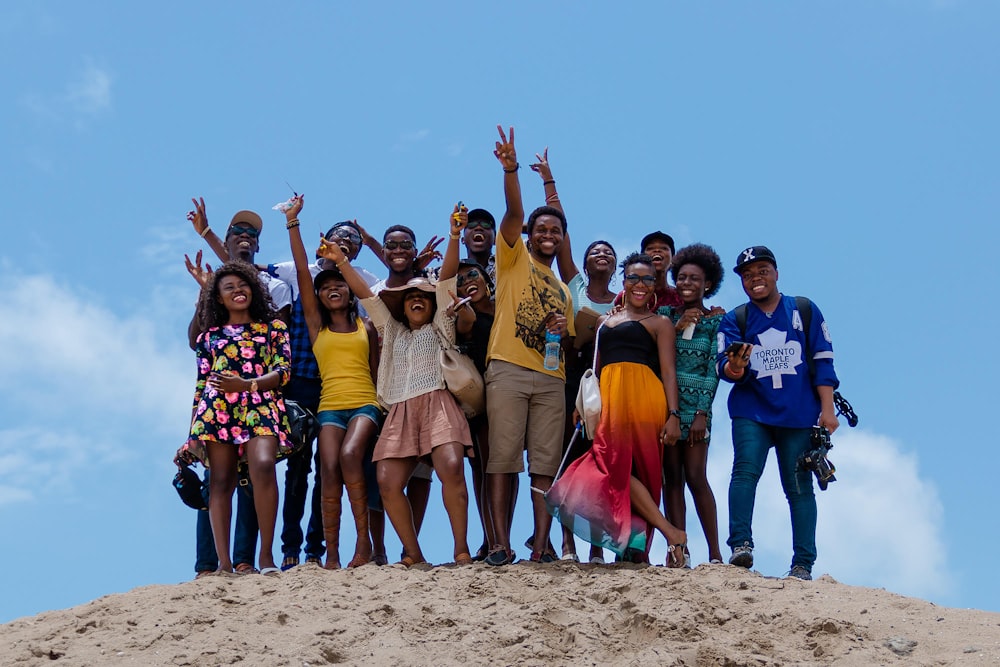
[267,261,380,380]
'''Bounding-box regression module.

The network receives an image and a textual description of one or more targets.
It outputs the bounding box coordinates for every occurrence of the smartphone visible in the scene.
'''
[725,341,749,355]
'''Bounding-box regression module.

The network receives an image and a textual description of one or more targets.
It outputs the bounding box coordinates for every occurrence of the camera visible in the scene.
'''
[798,426,837,491]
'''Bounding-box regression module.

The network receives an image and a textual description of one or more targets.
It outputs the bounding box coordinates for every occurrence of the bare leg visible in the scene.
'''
[431,442,471,559]
[487,472,512,554]
[663,441,687,530]
[630,475,687,566]
[529,474,554,558]
[245,436,280,571]
[341,418,379,566]
[408,476,431,536]
[206,441,238,572]
[316,425,344,569]
[377,457,423,563]
[684,440,722,562]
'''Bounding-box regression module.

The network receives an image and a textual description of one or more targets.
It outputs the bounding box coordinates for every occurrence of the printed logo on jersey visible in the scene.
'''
[750,327,802,389]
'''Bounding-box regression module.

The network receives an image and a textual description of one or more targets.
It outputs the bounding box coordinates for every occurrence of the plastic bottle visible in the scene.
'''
[543,330,561,371]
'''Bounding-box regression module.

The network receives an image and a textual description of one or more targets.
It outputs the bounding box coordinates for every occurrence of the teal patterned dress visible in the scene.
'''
[658,307,723,443]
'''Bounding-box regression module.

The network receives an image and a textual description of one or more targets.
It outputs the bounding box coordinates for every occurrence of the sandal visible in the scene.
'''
[667,543,687,568]
[234,563,259,575]
[347,553,371,568]
[280,556,299,572]
[484,547,513,567]
[372,553,389,566]
[398,555,427,568]
[454,552,474,566]
[529,550,556,564]
[473,544,489,562]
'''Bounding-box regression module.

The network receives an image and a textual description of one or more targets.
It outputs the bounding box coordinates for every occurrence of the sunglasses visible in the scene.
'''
[624,274,656,287]
[466,220,493,231]
[228,224,260,239]
[383,240,415,251]
[328,229,362,245]
[456,268,481,287]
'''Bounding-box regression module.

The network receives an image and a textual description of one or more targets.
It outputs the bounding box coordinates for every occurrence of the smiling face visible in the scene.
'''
[584,243,616,277]
[622,262,656,309]
[326,225,363,261]
[316,275,352,313]
[402,289,434,328]
[675,263,709,307]
[463,219,495,255]
[217,274,252,314]
[457,265,489,304]
[739,260,779,303]
[528,214,564,260]
[226,224,259,262]
[642,240,673,276]
[382,231,417,275]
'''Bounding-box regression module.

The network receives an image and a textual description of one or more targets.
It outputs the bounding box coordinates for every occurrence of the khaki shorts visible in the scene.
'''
[485,360,565,477]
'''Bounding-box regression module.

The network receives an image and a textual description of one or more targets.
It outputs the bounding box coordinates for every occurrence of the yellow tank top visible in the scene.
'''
[314,318,380,413]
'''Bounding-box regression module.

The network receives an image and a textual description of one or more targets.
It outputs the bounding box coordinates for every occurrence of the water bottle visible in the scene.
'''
[543,330,561,371]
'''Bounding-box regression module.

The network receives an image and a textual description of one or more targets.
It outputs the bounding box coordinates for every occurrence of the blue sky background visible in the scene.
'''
[1,1,997,623]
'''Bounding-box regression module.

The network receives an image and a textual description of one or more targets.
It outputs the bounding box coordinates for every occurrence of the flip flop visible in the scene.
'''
[234,563,259,575]
[259,567,280,576]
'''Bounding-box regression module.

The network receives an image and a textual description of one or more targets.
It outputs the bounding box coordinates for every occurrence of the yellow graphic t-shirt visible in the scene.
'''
[487,236,575,380]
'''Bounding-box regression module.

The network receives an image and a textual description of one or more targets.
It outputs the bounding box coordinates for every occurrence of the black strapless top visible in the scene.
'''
[597,319,660,375]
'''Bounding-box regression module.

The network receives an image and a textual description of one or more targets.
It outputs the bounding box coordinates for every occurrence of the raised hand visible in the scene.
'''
[450,202,468,237]
[494,125,518,171]
[187,197,209,235]
[285,194,304,223]
[529,146,553,181]
[184,250,213,288]
[414,235,444,271]
[317,236,347,265]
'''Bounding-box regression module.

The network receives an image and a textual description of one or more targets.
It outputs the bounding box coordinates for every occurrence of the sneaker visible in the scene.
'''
[788,565,812,580]
[729,543,753,568]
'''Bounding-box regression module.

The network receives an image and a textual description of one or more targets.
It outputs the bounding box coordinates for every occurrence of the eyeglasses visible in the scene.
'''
[228,224,260,239]
[624,274,656,287]
[456,269,481,287]
[466,220,493,230]
[384,240,415,251]
[328,229,362,245]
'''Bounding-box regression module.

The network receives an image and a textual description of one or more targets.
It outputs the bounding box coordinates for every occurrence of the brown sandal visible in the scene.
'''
[454,552,474,566]
[347,553,371,568]
[398,555,427,568]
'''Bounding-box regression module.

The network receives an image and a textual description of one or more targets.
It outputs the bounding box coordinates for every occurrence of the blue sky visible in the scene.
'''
[1,1,997,622]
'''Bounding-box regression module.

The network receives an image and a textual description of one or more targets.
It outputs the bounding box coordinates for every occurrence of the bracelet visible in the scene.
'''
[546,193,561,203]
[503,163,520,173]
[694,410,708,417]
[542,179,555,186]
[449,233,461,240]
[336,259,349,267]
[286,220,300,230]
[199,226,211,238]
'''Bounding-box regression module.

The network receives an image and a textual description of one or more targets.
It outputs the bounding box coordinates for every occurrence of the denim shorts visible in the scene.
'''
[317,404,383,431]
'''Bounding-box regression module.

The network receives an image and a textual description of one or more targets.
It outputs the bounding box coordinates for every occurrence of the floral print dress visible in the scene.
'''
[185,319,292,462]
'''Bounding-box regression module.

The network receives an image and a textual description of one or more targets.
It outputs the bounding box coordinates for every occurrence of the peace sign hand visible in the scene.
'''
[494,125,518,171]
[529,146,553,181]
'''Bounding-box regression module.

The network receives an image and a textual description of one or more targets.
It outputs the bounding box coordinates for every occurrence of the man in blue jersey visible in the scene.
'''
[716,246,839,580]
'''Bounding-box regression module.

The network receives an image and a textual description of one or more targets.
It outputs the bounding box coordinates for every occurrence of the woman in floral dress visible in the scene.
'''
[185,261,292,575]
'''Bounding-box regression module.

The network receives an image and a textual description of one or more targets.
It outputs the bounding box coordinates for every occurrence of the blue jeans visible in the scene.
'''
[195,470,258,572]
[280,376,325,561]
[727,418,817,571]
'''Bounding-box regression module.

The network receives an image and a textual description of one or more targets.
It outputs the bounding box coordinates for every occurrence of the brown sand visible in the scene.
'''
[2,561,998,666]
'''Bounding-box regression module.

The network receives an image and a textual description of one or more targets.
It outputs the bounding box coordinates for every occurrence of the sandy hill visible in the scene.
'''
[2,562,998,666]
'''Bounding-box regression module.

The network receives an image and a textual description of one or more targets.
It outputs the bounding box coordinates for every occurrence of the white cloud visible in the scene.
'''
[0,269,193,506]
[633,413,949,601]
[17,59,113,126]
[392,129,430,151]
[66,63,112,115]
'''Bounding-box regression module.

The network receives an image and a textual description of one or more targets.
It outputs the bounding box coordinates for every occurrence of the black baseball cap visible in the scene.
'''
[640,231,675,254]
[733,246,778,274]
[466,208,495,229]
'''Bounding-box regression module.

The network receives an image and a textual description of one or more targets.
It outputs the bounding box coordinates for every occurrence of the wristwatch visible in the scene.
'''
[668,410,681,420]
[250,379,259,393]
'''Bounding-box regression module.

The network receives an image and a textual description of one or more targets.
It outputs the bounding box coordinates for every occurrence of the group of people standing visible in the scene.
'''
[175,125,841,582]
